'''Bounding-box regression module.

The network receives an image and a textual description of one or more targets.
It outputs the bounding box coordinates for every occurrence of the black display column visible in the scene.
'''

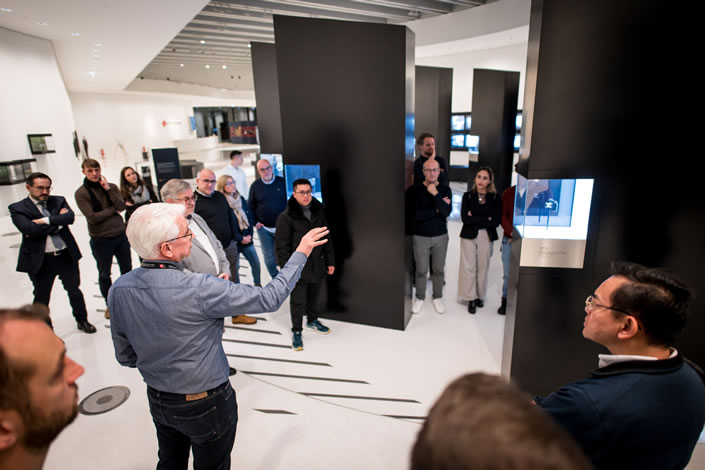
[503,0,704,395]
[273,15,415,330]
[251,42,283,154]
[415,66,453,163]
[470,69,519,193]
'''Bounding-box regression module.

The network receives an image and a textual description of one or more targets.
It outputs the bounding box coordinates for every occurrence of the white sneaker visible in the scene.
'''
[411,298,425,314]
[432,299,445,314]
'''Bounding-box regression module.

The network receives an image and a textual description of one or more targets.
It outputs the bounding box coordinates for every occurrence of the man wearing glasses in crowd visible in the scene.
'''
[8,172,95,333]
[248,158,287,281]
[194,168,256,325]
[108,203,329,470]
[535,262,705,470]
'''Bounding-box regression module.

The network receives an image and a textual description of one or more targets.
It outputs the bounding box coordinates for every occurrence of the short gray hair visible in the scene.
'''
[160,179,192,201]
[126,203,185,259]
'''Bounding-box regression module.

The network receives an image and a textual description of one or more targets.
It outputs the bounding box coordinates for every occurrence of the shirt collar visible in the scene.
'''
[598,348,678,369]
[195,189,212,198]
[29,195,43,205]
[262,175,275,185]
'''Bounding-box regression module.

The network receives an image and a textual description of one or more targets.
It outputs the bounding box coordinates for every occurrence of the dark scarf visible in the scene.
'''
[83,177,114,213]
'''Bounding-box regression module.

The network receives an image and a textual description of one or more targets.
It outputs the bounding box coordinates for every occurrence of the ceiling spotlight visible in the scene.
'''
[1,7,13,12]
[205,65,210,69]
[200,40,205,44]
[222,65,227,69]
[38,21,48,26]
[71,32,80,37]
[247,44,251,48]
[180,63,184,67]
[94,43,102,47]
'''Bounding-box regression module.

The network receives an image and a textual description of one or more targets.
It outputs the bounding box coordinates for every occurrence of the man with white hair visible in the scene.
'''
[108,203,328,470]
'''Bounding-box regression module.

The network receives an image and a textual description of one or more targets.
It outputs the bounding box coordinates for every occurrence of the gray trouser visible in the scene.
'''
[458,233,494,301]
[413,233,449,300]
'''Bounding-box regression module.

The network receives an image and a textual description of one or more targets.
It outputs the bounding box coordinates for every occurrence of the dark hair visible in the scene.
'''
[26,172,52,187]
[610,262,692,346]
[471,166,497,194]
[229,150,243,159]
[81,158,101,170]
[411,373,593,470]
[0,305,50,413]
[416,132,435,146]
[292,178,312,191]
[119,166,145,202]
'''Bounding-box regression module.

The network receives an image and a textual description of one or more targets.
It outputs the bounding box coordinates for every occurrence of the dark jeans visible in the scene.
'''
[28,250,87,322]
[89,233,132,300]
[238,242,261,285]
[223,241,240,283]
[147,381,238,470]
[290,281,322,332]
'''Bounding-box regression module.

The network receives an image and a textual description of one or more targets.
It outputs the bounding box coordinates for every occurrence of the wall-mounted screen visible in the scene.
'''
[465,115,472,131]
[514,135,521,152]
[284,164,323,203]
[451,115,465,132]
[466,135,479,153]
[27,134,56,154]
[450,134,466,150]
[516,112,523,132]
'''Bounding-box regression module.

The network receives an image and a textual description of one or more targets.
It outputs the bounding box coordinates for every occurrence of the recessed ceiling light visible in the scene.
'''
[71,32,80,37]
[180,63,184,67]
[200,40,205,44]
[222,65,227,69]
[1,7,13,12]
[247,44,251,48]
[94,43,102,47]
[205,65,210,69]
[38,21,48,26]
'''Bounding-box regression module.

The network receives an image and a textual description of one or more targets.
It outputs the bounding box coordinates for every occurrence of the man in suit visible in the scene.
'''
[161,178,256,326]
[8,172,96,333]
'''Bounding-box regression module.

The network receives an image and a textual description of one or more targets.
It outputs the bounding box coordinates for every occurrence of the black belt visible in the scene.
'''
[45,249,66,257]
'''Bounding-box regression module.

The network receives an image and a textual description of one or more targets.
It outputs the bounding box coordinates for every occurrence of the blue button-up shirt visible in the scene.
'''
[108,252,307,394]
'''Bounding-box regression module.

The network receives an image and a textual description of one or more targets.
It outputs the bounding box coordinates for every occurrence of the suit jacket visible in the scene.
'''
[180,213,230,277]
[9,196,82,274]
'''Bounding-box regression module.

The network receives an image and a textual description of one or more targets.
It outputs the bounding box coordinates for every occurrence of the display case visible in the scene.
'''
[27,134,56,154]
[514,174,594,268]
[0,159,36,185]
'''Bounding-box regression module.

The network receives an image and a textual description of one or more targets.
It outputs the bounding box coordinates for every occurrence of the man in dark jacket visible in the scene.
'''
[275,179,335,351]
[536,262,705,470]
[9,172,95,333]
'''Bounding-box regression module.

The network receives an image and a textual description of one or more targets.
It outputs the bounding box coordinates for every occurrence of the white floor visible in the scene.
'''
[0,179,510,469]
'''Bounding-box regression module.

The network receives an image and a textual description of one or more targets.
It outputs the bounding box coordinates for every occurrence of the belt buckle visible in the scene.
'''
[185,391,208,401]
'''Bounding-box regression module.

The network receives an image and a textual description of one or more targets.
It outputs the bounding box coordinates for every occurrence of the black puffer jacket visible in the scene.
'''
[275,196,335,283]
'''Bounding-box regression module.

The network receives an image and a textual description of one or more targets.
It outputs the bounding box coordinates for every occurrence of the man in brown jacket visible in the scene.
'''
[75,159,132,317]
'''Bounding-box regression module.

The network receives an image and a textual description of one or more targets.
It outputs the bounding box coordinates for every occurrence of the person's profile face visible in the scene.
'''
[420,137,435,157]
[2,319,84,450]
[582,275,631,346]
[172,189,196,216]
[27,178,52,202]
[292,183,313,207]
[82,165,101,182]
[196,170,216,195]
[231,154,243,167]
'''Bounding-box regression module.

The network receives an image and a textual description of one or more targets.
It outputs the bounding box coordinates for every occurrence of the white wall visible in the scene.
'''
[417,43,528,113]
[69,91,254,182]
[0,27,84,216]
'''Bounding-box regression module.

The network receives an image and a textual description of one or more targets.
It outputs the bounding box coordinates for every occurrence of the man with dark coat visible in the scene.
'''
[9,172,96,333]
[275,178,335,351]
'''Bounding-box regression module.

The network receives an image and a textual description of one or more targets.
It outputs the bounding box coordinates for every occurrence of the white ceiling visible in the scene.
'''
[0,0,519,96]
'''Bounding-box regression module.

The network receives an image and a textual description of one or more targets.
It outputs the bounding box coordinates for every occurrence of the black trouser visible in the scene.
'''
[89,233,132,300]
[290,280,322,332]
[29,250,88,322]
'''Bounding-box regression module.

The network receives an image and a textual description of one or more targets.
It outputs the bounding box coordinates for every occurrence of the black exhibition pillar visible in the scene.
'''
[251,42,283,154]
[470,69,519,193]
[503,0,704,395]
[415,66,453,160]
[273,15,415,330]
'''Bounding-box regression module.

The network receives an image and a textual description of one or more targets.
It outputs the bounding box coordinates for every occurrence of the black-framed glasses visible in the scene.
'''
[423,167,440,173]
[32,185,52,192]
[175,195,197,203]
[585,295,630,315]
[200,179,216,184]
[294,190,312,196]
[163,229,193,244]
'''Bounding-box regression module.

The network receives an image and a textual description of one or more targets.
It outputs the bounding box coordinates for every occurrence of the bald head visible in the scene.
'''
[196,168,216,195]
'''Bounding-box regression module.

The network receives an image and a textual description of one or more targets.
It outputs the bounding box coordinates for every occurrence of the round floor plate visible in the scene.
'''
[79,386,131,415]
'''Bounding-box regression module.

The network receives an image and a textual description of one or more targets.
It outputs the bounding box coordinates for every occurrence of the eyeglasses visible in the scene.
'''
[200,179,216,184]
[225,181,235,186]
[258,166,272,172]
[32,185,52,192]
[423,167,440,173]
[175,195,197,203]
[294,190,312,196]
[163,229,193,244]
[584,295,630,315]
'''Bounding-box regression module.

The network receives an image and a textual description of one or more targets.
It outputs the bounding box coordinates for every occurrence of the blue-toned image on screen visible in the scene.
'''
[451,115,465,131]
[451,134,466,149]
[466,135,479,153]
[284,164,323,203]
[261,154,283,177]
[516,112,523,132]
[465,115,472,131]
[514,135,521,152]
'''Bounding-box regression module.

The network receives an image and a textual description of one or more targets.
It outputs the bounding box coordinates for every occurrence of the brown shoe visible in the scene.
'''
[231,315,257,325]
[104,307,110,319]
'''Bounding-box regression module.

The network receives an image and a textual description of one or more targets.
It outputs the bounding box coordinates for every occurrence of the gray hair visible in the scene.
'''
[160,179,192,201]
[126,203,185,259]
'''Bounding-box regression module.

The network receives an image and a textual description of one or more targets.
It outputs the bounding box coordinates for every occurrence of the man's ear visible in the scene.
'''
[0,410,21,450]
[617,315,640,340]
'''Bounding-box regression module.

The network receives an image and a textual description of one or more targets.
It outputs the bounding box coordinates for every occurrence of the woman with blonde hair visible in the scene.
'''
[458,166,501,314]
[216,174,262,285]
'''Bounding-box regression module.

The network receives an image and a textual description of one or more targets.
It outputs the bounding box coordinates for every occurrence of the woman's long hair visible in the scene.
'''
[119,166,145,201]
[470,166,497,194]
[215,175,238,196]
